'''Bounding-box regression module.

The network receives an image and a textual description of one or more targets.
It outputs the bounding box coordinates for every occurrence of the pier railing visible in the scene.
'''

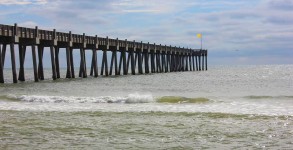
[0,23,208,83]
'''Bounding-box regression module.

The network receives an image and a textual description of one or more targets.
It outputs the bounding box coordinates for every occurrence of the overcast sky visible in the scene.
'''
[0,0,292,66]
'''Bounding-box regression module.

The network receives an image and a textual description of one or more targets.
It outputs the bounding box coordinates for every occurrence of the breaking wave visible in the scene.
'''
[1,94,210,104]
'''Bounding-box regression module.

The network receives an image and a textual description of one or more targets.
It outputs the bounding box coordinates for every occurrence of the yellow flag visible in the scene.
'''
[197,33,202,38]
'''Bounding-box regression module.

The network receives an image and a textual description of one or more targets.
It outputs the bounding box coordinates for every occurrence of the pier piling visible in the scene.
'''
[10,43,17,83]
[0,44,3,83]
[109,51,115,76]
[18,45,26,81]
[202,53,204,71]
[66,47,72,78]
[38,46,44,80]
[69,48,75,78]
[50,46,57,80]
[205,53,208,70]
[122,51,127,75]
[198,55,201,71]
[101,49,108,76]
[55,47,60,78]
[130,50,135,75]
[32,45,38,82]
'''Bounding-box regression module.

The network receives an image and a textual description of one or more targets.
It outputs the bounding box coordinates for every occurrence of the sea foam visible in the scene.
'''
[4,93,155,104]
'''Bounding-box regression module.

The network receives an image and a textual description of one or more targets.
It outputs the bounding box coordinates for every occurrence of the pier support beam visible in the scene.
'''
[169,53,172,72]
[101,50,108,76]
[156,52,162,73]
[18,45,26,81]
[175,54,179,72]
[166,52,170,73]
[38,46,44,80]
[174,53,178,72]
[137,50,143,74]
[192,55,195,71]
[198,55,201,71]
[92,49,98,77]
[177,54,180,72]
[141,52,144,69]
[181,55,184,71]
[177,55,180,71]
[10,43,17,83]
[110,50,118,76]
[50,46,57,80]
[0,44,4,83]
[185,55,189,71]
[174,54,176,72]
[144,51,149,74]
[79,49,83,77]
[1,44,6,66]
[122,50,127,75]
[162,52,166,73]
[114,50,118,75]
[155,53,158,73]
[66,47,72,78]
[83,50,87,77]
[130,50,135,75]
[195,55,198,71]
[170,52,174,72]
[175,54,178,71]
[70,48,75,78]
[182,55,185,71]
[189,55,192,71]
[205,54,208,70]
[114,51,118,75]
[134,51,137,70]
[178,54,181,71]
[118,50,127,75]
[31,45,38,82]
[126,52,130,73]
[90,50,94,76]
[126,52,130,72]
[202,54,204,71]
[55,47,60,78]
[176,54,180,72]
[150,51,155,73]
[89,49,97,77]
[79,48,87,78]
[118,52,122,75]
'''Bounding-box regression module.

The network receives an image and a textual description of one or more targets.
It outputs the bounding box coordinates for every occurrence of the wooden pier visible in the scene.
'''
[0,23,207,83]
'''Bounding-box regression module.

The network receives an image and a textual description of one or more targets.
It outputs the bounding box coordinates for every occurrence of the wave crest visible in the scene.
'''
[1,94,210,104]
[8,94,153,104]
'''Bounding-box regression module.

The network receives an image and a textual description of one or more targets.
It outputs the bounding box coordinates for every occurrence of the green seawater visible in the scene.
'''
[1,65,293,149]
[1,110,292,149]
[157,96,210,103]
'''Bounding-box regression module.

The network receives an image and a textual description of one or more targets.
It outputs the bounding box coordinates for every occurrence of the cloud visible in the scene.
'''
[267,0,293,11]
[265,14,293,25]
[111,0,193,14]
[1,0,292,65]
[18,21,38,27]
[0,0,47,5]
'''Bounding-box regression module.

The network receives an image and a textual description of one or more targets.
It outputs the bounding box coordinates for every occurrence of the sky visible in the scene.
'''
[0,0,292,66]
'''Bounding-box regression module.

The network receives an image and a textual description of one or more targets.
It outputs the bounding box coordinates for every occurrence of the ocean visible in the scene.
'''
[0,65,292,149]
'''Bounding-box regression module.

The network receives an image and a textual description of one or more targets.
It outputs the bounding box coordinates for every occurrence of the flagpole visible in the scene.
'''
[197,33,203,49]
[201,33,202,50]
